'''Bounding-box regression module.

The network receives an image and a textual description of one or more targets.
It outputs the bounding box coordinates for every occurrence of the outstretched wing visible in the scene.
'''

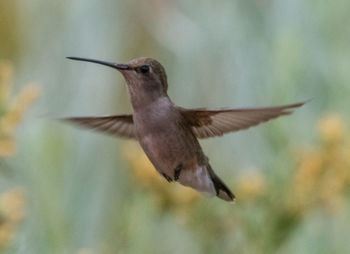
[181,102,305,139]
[63,114,136,139]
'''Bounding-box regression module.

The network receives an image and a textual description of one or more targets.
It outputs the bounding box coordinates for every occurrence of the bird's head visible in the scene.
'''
[67,57,168,99]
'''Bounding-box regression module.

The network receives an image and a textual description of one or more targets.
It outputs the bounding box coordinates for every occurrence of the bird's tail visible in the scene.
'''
[208,166,235,202]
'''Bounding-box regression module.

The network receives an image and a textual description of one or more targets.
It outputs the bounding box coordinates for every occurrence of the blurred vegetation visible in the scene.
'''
[0,0,350,253]
[0,62,40,157]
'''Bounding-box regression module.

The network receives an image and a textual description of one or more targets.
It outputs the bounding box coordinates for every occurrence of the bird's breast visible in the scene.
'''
[133,97,178,134]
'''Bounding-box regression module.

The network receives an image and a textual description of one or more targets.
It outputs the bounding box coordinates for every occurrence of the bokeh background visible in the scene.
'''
[1,0,350,253]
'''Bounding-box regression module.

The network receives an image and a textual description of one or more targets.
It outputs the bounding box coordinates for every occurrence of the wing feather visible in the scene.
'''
[181,102,305,139]
[63,114,136,139]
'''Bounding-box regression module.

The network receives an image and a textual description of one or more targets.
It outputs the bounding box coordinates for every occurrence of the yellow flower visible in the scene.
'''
[0,139,16,157]
[0,188,26,249]
[289,114,350,213]
[0,59,40,157]
[236,168,266,201]
[293,150,322,198]
[170,185,199,205]
[1,83,40,136]
[318,114,345,144]
[0,61,13,106]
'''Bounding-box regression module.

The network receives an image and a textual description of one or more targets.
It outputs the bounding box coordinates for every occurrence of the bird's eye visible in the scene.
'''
[140,65,150,73]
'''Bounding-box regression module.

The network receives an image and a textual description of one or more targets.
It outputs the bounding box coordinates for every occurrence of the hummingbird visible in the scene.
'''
[65,56,305,202]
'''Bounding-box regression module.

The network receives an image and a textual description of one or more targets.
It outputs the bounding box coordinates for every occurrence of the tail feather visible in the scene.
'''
[208,166,235,202]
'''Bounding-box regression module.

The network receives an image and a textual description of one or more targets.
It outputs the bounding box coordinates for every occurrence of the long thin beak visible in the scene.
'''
[67,57,130,70]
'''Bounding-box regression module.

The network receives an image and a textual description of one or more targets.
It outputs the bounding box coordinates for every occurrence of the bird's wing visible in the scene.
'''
[63,114,136,139]
[180,102,305,139]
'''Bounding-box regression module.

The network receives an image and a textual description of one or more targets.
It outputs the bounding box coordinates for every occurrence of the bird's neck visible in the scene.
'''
[128,88,170,111]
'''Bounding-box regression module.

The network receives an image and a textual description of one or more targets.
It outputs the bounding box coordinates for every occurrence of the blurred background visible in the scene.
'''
[1,0,350,253]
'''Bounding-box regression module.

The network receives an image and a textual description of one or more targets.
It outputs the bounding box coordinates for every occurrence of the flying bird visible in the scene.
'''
[65,57,305,202]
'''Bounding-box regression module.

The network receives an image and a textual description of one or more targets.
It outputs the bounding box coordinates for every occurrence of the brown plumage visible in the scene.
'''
[64,56,305,202]
[65,115,136,138]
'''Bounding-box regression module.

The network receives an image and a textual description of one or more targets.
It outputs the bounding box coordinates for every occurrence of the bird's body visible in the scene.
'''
[134,97,196,180]
[133,96,220,198]
[65,56,305,202]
